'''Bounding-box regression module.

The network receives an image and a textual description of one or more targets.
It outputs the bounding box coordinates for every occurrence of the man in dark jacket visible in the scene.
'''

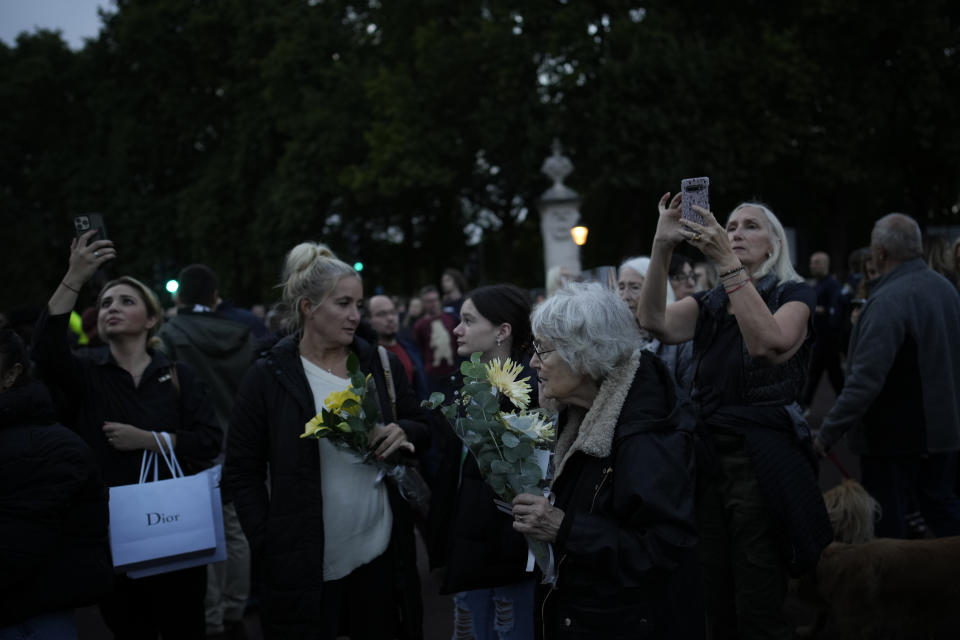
[0,327,113,635]
[817,214,960,538]
[159,263,257,638]
[367,294,429,401]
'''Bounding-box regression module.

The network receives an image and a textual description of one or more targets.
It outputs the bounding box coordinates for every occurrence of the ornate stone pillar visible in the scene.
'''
[538,139,581,285]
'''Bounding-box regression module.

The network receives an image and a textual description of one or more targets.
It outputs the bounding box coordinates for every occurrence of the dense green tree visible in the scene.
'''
[3,0,959,315]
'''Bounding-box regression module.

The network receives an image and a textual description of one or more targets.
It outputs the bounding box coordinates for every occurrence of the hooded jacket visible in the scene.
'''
[0,381,113,625]
[158,309,257,462]
[224,334,430,638]
[538,351,700,639]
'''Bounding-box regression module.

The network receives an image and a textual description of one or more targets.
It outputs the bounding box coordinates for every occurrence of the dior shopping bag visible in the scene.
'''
[109,432,217,572]
[126,462,226,578]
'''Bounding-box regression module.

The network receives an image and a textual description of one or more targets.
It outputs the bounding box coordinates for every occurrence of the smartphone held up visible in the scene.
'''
[680,177,709,226]
[74,213,109,242]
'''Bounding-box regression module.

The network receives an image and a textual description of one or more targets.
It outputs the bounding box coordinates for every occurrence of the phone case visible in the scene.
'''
[74,214,108,241]
[681,177,709,225]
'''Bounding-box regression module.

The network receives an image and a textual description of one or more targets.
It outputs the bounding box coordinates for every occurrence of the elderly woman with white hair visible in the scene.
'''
[638,195,831,640]
[511,282,700,639]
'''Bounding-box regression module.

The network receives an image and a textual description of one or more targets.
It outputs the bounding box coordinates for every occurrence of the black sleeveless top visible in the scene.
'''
[691,274,815,420]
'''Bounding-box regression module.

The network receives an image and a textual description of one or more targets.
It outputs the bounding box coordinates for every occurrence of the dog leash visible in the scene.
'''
[826,451,852,480]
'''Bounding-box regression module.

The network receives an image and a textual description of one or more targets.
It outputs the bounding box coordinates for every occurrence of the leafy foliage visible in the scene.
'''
[423,352,553,500]
[3,1,960,313]
[301,352,382,453]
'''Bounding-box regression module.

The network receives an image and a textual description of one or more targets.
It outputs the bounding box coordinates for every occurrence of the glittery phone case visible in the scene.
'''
[681,177,709,225]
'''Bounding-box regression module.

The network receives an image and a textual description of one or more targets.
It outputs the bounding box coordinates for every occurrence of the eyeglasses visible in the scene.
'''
[670,273,697,283]
[532,341,555,359]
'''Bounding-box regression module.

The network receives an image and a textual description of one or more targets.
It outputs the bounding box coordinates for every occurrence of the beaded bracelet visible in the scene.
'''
[717,265,745,279]
[720,271,745,284]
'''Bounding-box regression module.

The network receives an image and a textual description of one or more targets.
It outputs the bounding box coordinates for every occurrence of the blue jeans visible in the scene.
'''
[453,579,535,640]
[861,452,960,538]
[0,610,77,640]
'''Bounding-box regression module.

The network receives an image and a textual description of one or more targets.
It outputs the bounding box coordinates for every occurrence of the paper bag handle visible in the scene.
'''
[152,431,184,478]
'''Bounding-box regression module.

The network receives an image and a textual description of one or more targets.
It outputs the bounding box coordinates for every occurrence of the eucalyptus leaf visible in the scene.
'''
[520,465,544,487]
[490,459,515,475]
[462,381,491,397]
[501,432,520,448]
[487,475,507,494]
[422,392,447,410]
[503,445,523,462]
[513,441,534,459]
[441,405,459,421]
[462,430,484,446]
[478,393,500,416]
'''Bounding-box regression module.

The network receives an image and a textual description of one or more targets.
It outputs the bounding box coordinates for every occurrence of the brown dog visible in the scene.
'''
[809,479,960,639]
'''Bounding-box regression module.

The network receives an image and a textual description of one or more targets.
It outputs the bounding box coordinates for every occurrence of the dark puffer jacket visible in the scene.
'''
[536,352,701,640]
[224,335,431,639]
[0,381,113,625]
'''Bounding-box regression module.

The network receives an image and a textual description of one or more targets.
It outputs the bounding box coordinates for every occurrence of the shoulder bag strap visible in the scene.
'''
[377,345,398,423]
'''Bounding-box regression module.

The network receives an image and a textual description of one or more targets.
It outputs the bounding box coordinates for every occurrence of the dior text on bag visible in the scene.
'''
[109,431,225,578]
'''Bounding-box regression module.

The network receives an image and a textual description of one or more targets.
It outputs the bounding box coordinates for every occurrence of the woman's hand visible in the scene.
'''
[369,422,415,460]
[65,230,117,289]
[653,192,686,249]
[103,421,154,451]
[512,493,565,542]
[676,206,741,274]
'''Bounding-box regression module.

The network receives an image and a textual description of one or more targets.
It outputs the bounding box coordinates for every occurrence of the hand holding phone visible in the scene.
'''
[680,177,709,225]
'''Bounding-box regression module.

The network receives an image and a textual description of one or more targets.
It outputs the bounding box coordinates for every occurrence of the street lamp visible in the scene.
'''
[571,226,589,246]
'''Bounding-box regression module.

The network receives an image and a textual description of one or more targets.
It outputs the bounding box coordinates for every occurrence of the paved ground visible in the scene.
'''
[77,376,847,639]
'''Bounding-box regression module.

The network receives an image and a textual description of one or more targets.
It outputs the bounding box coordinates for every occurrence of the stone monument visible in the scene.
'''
[539,139,581,286]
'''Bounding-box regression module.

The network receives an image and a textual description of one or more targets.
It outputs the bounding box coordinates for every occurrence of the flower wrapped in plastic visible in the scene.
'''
[423,353,555,576]
[301,353,430,517]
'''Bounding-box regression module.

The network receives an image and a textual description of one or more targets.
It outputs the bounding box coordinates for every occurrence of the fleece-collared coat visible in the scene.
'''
[537,351,701,640]
[224,334,431,639]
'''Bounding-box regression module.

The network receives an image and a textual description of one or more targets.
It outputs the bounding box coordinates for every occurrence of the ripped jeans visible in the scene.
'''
[452,579,535,640]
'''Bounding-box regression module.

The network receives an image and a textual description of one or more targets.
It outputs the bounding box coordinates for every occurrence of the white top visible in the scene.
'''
[301,356,392,581]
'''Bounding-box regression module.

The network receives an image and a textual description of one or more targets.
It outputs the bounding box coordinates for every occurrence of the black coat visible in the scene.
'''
[224,334,431,639]
[0,381,114,625]
[537,352,701,640]
[31,310,222,486]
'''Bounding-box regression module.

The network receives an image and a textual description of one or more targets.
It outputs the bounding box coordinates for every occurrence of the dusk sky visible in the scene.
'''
[0,0,110,49]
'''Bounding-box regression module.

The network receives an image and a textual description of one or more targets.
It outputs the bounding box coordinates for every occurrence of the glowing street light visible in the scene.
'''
[571,226,589,246]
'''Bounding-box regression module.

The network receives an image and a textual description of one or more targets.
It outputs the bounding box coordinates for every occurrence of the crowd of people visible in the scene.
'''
[2,193,960,640]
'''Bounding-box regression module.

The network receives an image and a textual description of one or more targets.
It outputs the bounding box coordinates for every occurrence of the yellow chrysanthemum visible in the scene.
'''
[486,358,532,410]
[301,414,332,439]
[324,388,362,416]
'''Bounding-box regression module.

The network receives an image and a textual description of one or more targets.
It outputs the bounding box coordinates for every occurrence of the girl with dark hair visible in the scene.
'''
[435,284,538,640]
[31,231,221,639]
[0,326,114,638]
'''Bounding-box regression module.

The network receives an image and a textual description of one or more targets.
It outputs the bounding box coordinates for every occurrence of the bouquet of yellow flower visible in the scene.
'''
[301,353,430,517]
[423,353,555,574]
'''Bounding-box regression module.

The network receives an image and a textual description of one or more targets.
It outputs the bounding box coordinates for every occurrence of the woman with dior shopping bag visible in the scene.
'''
[31,231,221,639]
